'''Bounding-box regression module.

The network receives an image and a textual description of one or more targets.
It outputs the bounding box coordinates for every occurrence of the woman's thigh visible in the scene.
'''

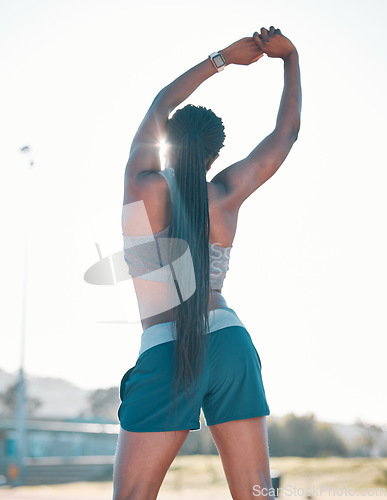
[113,426,189,500]
[209,416,274,500]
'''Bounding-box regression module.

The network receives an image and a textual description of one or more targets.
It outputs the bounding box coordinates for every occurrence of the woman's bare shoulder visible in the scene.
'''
[207,178,239,214]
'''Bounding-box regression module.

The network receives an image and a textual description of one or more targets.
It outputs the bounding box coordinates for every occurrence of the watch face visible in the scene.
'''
[213,54,225,68]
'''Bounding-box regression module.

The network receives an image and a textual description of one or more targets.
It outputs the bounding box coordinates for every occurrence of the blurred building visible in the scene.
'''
[0,419,118,485]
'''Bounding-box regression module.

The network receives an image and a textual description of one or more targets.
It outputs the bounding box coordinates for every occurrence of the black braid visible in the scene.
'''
[163,105,225,430]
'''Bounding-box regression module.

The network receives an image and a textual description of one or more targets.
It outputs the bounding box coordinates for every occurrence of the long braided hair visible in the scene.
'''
[164,105,225,428]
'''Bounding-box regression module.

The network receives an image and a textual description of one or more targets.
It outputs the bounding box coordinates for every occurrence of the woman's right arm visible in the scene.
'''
[211,27,302,209]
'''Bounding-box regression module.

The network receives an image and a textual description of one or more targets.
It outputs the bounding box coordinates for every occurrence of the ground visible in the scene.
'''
[0,456,386,499]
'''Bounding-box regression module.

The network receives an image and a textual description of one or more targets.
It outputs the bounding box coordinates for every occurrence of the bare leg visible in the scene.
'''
[113,427,189,500]
[209,416,274,500]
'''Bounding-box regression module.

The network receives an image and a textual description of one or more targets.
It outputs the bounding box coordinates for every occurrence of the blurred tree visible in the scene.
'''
[0,381,42,417]
[87,387,120,421]
[316,422,348,457]
[355,420,384,458]
[268,414,348,457]
[285,413,318,456]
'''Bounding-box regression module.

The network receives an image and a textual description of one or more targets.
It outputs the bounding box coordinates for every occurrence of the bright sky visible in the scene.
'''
[1,0,386,427]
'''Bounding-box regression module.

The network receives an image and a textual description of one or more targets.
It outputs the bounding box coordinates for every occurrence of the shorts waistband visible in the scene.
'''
[139,307,245,356]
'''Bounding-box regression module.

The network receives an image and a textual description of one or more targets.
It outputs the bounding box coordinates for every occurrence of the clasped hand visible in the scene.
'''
[253,26,297,60]
[221,26,296,66]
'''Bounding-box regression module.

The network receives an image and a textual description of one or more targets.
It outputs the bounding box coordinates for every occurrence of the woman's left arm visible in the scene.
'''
[125,37,263,188]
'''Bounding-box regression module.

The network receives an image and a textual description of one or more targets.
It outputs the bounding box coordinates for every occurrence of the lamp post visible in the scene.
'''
[14,145,34,485]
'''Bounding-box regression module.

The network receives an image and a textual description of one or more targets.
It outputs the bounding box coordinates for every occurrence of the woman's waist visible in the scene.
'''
[139,289,228,330]
[139,307,246,357]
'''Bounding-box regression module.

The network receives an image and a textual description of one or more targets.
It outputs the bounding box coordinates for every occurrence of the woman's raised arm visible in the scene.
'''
[125,37,263,188]
[211,27,302,210]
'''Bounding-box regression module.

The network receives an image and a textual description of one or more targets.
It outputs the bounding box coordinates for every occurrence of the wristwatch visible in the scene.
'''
[209,52,226,72]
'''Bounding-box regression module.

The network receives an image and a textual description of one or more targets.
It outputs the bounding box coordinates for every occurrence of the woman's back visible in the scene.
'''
[122,167,238,330]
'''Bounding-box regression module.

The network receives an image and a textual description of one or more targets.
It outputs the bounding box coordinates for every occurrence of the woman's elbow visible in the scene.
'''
[276,119,300,143]
[291,120,301,142]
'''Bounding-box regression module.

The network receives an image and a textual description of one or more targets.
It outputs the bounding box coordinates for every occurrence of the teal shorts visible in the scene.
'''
[118,323,270,432]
